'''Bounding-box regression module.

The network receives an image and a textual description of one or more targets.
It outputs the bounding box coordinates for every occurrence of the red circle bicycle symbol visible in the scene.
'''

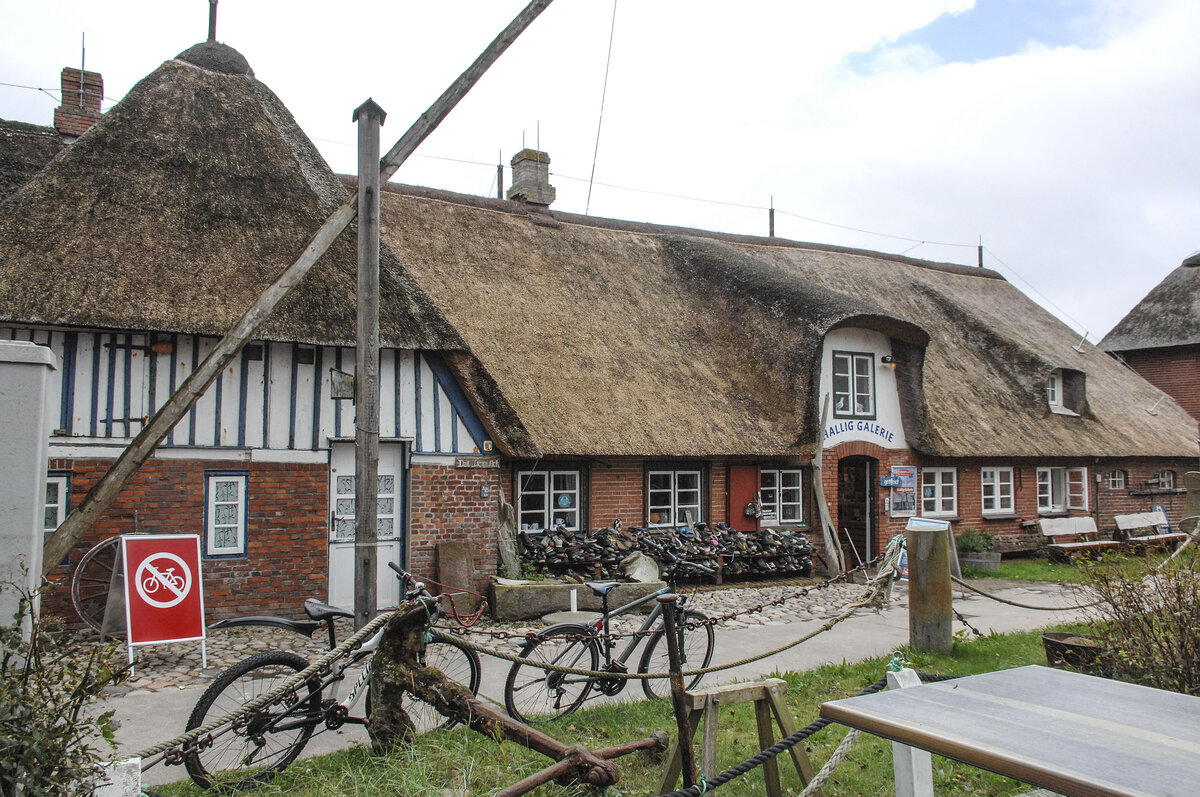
[134,552,193,609]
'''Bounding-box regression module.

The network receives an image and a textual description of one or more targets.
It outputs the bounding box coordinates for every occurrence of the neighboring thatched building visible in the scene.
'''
[2,40,1195,621]
[1101,252,1200,435]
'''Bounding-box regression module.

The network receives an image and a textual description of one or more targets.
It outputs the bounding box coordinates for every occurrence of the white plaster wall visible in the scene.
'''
[0,341,56,624]
[819,328,908,450]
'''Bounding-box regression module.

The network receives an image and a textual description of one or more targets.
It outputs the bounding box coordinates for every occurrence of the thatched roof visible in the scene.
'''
[0,119,64,201]
[0,43,460,350]
[378,185,1197,460]
[1100,253,1200,353]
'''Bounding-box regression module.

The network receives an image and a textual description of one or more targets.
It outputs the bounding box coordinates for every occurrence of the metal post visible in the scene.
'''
[658,594,696,788]
[906,521,952,653]
[353,98,386,629]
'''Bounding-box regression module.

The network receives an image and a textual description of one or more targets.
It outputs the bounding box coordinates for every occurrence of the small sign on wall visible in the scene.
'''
[889,466,917,518]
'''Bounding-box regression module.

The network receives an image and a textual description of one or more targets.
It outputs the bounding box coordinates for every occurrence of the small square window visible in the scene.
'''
[206,473,247,557]
[1108,470,1127,490]
[921,468,956,517]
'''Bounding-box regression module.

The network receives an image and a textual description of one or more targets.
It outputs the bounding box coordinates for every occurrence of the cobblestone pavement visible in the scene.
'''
[98,578,878,694]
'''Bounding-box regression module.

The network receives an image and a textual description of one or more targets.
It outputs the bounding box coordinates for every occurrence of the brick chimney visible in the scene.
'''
[506,149,556,207]
[53,67,104,138]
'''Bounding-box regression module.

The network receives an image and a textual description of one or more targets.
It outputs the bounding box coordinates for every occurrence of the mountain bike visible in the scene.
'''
[183,563,481,791]
[503,532,717,723]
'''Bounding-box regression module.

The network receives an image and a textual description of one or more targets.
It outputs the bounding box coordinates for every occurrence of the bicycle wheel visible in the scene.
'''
[383,636,482,733]
[639,609,716,699]
[184,651,319,791]
[504,624,599,723]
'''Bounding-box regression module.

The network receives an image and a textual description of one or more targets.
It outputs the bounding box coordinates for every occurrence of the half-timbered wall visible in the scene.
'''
[0,326,489,456]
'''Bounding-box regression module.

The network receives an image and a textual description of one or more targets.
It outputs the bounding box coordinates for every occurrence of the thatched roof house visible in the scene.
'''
[1101,251,1200,424]
[0,42,459,352]
[3,37,1196,614]
[375,184,1198,461]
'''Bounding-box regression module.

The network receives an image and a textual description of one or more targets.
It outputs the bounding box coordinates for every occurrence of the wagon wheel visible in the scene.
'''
[72,537,121,633]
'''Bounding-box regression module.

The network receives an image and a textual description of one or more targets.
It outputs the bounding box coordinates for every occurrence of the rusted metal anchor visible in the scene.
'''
[368,604,668,795]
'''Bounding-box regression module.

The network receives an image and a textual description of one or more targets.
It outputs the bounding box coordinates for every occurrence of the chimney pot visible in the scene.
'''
[506,148,556,207]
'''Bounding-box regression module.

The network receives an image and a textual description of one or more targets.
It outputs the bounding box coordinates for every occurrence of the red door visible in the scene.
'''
[728,465,761,532]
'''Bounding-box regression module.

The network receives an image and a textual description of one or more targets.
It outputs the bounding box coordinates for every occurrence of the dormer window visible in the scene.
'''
[1046,368,1085,416]
[1047,370,1062,409]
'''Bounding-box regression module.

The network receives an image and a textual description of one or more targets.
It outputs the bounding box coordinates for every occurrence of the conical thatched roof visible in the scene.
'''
[0,43,460,350]
[378,185,1197,460]
[1100,253,1200,353]
[0,119,63,201]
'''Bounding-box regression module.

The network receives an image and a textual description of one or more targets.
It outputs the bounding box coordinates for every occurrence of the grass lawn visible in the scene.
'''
[961,551,1168,583]
[152,625,1083,797]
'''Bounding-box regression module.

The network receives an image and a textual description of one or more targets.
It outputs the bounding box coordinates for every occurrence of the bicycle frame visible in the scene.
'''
[595,585,677,670]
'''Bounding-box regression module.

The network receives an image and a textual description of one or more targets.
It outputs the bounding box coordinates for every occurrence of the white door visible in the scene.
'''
[328,442,404,610]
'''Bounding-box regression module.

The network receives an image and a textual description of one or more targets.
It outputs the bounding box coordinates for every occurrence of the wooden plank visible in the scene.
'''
[766,681,820,791]
[700,695,719,779]
[1114,511,1168,531]
[684,678,787,710]
[1039,516,1098,537]
[656,708,703,795]
[755,698,783,797]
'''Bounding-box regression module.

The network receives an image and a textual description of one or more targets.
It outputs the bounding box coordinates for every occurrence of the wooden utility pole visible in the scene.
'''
[42,0,556,576]
[353,98,385,629]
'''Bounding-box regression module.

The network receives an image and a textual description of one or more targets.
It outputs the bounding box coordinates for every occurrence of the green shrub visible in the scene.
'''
[0,584,128,796]
[955,527,995,554]
[1080,550,1200,694]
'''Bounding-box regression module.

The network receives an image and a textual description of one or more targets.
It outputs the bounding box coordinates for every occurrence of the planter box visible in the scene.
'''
[958,551,1001,572]
[490,580,665,621]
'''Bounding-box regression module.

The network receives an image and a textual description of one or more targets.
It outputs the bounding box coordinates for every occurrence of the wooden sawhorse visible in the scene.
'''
[657,678,821,797]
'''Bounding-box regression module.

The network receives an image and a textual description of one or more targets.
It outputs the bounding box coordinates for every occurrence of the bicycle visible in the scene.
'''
[503,531,717,723]
[183,562,482,791]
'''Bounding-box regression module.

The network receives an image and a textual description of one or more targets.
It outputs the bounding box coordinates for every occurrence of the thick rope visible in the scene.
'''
[798,728,861,797]
[440,578,890,681]
[951,575,1102,610]
[135,610,397,765]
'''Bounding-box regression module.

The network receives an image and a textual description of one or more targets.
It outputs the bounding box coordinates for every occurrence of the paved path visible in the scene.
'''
[104,577,1093,788]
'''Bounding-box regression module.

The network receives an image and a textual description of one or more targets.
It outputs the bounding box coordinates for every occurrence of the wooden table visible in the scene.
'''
[820,665,1200,797]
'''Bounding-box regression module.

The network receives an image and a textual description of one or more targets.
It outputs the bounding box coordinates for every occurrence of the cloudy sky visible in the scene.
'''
[2,0,1197,341]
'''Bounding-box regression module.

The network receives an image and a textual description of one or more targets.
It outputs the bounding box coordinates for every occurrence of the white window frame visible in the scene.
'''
[331,472,399,541]
[1157,470,1176,490]
[206,473,248,557]
[1107,470,1127,490]
[1047,370,1062,410]
[1037,467,1088,514]
[43,473,70,562]
[760,468,804,526]
[832,351,876,419]
[980,467,1014,516]
[921,468,957,517]
[648,469,703,527]
[517,470,581,531]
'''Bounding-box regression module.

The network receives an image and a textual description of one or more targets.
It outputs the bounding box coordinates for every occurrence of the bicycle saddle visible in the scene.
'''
[585,581,620,596]
[304,598,355,622]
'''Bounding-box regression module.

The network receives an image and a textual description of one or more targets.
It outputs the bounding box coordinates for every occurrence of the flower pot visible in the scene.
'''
[958,551,1001,571]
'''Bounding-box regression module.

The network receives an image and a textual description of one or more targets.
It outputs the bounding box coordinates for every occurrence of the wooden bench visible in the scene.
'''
[1038,516,1120,562]
[1113,511,1188,552]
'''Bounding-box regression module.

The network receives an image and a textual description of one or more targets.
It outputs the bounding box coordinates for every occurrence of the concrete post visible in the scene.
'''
[0,341,57,629]
[905,518,953,654]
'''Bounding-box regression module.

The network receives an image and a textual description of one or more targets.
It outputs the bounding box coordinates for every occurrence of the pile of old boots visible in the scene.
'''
[516,519,814,580]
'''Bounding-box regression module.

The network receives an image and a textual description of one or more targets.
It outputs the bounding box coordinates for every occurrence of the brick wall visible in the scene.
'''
[1118,344,1200,423]
[53,67,103,137]
[408,463,501,597]
[42,458,327,624]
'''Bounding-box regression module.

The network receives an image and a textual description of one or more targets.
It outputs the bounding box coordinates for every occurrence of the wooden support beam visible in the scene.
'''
[42,0,557,577]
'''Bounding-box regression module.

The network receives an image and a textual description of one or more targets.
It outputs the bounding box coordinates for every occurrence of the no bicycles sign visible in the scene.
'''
[122,534,206,648]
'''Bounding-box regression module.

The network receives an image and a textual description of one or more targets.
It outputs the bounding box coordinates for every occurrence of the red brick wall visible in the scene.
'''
[408,463,501,597]
[1119,345,1200,423]
[42,458,327,624]
[817,446,1195,557]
